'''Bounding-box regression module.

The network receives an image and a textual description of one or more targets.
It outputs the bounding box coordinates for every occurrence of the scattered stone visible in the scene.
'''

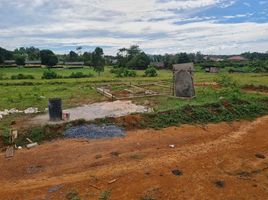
[5,146,14,158]
[169,144,175,148]
[255,153,266,159]
[214,180,225,188]
[110,151,120,157]
[65,124,125,139]
[95,154,102,159]
[24,107,39,114]
[17,146,22,150]
[108,179,117,184]
[48,184,64,193]
[171,169,183,176]
[0,107,39,120]
[26,165,43,174]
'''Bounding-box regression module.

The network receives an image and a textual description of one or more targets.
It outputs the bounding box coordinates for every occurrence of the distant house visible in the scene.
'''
[227,56,248,61]
[64,61,85,69]
[149,62,165,69]
[53,61,64,68]
[204,56,223,62]
[205,66,220,73]
[25,60,42,67]
[173,63,194,75]
[3,60,16,66]
[65,62,84,66]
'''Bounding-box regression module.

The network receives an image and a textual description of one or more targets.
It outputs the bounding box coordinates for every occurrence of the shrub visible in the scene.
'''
[0,72,5,80]
[1,128,11,145]
[99,190,111,200]
[42,70,61,79]
[111,67,137,77]
[216,73,238,88]
[11,73,34,80]
[144,66,158,77]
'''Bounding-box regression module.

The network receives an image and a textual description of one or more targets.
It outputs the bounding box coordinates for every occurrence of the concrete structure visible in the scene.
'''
[205,66,220,73]
[174,70,195,98]
[173,62,195,98]
[173,63,194,75]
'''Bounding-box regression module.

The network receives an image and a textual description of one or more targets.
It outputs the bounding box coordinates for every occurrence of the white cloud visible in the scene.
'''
[0,0,267,55]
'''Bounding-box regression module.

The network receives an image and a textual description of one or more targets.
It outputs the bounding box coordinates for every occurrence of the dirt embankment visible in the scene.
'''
[0,116,268,200]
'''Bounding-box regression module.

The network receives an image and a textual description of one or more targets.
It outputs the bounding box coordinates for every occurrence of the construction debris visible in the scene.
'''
[0,107,39,120]
[24,107,39,114]
[26,142,38,149]
[255,153,266,159]
[171,169,183,176]
[5,146,14,158]
[26,138,34,143]
[108,179,117,184]
[65,124,125,139]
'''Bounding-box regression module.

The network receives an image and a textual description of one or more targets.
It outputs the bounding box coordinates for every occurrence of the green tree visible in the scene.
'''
[68,51,79,61]
[40,50,58,67]
[92,47,105,75]
[14,55,26,66]
[25,46,40,60]
[127,52,150,70]
[0,55,3,64]
[83,52,92,66]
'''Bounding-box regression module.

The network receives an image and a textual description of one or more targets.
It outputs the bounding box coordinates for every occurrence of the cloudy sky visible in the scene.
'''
[0,0,268,55]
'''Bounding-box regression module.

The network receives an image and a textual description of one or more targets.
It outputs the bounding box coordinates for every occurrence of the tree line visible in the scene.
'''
[0,46,268,72]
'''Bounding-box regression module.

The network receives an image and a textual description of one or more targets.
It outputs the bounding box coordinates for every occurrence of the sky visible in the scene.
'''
[0,0,268,55]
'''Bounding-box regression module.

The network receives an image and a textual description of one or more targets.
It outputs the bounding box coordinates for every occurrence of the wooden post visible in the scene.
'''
[172,69,175,96]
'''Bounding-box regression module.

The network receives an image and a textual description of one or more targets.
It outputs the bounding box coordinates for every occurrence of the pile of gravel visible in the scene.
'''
[64,124,125,139]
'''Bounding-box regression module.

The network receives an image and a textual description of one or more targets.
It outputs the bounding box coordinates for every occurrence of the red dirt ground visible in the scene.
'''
[0,116,268,200]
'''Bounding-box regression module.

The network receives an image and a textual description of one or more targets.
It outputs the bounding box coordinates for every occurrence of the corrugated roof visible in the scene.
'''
[65,62,84,65]
[25,60,41,64]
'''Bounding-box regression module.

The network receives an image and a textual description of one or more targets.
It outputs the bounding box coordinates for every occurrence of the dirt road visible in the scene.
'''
[1,116,268,200]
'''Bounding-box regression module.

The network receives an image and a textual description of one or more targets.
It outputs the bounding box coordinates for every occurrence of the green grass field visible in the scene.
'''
[0,67,267,111]
[0,66,268,146]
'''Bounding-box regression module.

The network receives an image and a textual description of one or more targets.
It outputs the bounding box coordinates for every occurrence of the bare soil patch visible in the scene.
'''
[0,116,268,199]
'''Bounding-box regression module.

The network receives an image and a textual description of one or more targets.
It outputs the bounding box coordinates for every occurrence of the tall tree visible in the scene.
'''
[40,50,58,67]
[14,54,26,66]
[83,52,92,66]
[92,47,105,75]
[68,51,79,61]
[25,46,40,60]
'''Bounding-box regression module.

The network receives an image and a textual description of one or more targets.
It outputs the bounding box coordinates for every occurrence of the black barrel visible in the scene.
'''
[48,98,62,121]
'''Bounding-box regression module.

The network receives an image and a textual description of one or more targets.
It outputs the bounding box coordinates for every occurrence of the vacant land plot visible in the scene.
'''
[0,67,268,200]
